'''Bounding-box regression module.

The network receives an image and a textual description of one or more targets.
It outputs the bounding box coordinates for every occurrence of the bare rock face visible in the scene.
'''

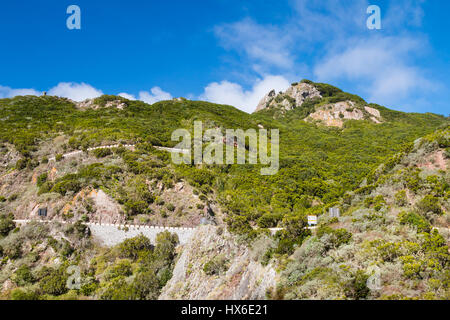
[255,83,321,112]
[75,99,126,110]
[285,83,322,107]
[159,225,277,300]
[0,144,20,169]
[1,279,16,294]
[306,101,383,127]
[255,89,277,112]
[254,82,385,127]
[88,189,124,224]
[364,106,381,118]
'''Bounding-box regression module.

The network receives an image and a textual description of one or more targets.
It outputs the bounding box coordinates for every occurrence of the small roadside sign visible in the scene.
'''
[307,215,318,226]
[329,207,340,218]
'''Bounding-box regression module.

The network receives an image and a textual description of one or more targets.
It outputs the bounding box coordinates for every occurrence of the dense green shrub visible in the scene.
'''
[345,270,370,300]
[416,195,442,215]
[92,148,112,158]
[0,213,16,237]
[274,215,311,254]
[129,270,160,299]
[257,213,282,228]
[118,235,153,260]
[124,200,150,216]
[104,259,133,280]
[10,288,39,300]
[153,231,179,263]
[65,221,90,239]
[39,267,69,296]
[38,181,54,195]
[14,265,35,286]
[395,190,408,206]
[316,225,352,249]
[373,195,386,211]
[36,173,48,187]
[398,211,431,233]
[51,179,82,196]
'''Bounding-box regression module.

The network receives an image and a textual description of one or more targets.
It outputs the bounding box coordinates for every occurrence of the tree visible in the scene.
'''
[0,213,16,237]
[118,235,153,260]
[39,267,69,296]
[153,231,179,263]
[346,270,370,300]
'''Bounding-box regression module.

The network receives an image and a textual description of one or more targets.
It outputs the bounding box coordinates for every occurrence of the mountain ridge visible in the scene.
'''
[253,79,447,127]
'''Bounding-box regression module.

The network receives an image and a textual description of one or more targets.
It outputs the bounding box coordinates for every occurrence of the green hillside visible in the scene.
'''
[0,86,448,244]
[0,82,448,300]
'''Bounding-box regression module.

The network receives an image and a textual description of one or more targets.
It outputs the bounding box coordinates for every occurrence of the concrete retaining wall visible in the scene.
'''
[14,220,196,247]
[88,224,196,247]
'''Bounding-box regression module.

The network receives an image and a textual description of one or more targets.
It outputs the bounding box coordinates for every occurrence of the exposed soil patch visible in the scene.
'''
[417,150,447,171]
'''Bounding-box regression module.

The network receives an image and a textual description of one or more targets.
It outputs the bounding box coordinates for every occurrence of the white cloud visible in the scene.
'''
[0,82,173,106]
[211,0,439,112]
[118,92,136,100]
[214,18,295,74]
[48,82,103,101]
[199,75,290,113]
[137,87,172,104]
[291,0,369,42]
[313,36,434,104]
[383,0,426,28]
[0,85,41,98]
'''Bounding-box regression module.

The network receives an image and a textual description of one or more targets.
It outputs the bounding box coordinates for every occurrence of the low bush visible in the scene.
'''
[36,173,48,188]
[166,203,176,212]
[0,213,16,237]
[416,195,442,215]
[316,226,352,249]
[14,265,35,286]
[398,211,431,233]
[10,288,39,300]
[203,255,229,276]
[39,267,69,296]
[395,190,408,206]
[345,270,370,300]
[92,148,112,158]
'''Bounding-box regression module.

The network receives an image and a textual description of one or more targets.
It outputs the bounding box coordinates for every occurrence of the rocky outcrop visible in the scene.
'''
[364,106,381,118]
[255,90,277,112]
[75,99,126,110]
[254,82,385,127]
[306,101,383,127]
[255,83,321,112]
[0,144,20,170]
[160,225,277,300]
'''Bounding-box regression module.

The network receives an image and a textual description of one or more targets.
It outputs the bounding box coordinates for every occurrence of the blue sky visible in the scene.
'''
[0,0,449,115]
